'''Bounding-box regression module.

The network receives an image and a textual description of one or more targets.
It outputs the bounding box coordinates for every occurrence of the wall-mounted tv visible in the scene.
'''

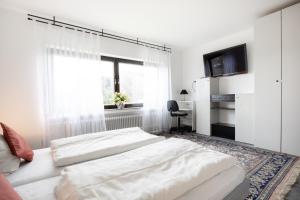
[203,44,248,77]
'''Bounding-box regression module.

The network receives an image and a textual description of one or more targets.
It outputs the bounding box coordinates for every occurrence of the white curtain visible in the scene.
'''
[141,48,172,133]
[34,23,106,147]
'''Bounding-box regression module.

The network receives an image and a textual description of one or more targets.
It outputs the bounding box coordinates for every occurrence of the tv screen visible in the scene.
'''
[203,44,248,77]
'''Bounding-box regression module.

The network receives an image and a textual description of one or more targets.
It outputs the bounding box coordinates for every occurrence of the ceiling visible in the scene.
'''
[0,0,299,49]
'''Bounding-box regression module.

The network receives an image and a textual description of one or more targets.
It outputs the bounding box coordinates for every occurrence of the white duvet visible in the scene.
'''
[51,127,165,167]
[56,138,235,200]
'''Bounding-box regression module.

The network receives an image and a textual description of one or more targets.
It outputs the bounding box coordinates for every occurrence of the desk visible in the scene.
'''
[177,101,196,131]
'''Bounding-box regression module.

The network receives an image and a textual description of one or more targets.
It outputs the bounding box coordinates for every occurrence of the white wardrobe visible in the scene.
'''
[254,3,300,155]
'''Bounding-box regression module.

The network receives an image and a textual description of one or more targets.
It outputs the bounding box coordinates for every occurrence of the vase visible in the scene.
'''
[117,103,125,109]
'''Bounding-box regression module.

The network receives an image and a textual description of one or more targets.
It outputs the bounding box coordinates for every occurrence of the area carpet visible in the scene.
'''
[164,132,300,200]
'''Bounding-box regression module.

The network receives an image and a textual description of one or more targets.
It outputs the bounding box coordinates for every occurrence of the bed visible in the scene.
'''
[6,127,164,186]
[5,127,249,200]
[15,165,249,200]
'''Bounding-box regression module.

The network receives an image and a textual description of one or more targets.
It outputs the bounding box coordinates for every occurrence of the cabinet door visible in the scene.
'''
[235,94,254,144]
[282,3,300,156]
[195,78,211,135]
[254,11,282,151]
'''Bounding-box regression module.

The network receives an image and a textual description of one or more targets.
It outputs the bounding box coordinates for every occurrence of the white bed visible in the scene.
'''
[6,128,248,200]
[6,127,164,187]
[15,165,245,200]
[6,148,61,187]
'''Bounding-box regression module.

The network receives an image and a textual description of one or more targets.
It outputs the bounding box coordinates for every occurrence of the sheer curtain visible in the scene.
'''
[141,48,172,133]
[34,23,106,146]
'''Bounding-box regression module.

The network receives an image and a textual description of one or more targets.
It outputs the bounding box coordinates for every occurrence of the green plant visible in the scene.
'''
[113,92,128,105]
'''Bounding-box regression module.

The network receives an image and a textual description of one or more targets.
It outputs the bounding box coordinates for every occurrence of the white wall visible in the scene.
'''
[0,7,182,148]
[181,28,255,124]
[0,8,44,149]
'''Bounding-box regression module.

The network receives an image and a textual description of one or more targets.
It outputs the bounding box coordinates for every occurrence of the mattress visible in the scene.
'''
[6,148,61,187]
[15,165,246,200]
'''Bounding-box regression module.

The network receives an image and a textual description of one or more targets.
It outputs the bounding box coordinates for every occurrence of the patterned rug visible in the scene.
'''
[164,132,299,200]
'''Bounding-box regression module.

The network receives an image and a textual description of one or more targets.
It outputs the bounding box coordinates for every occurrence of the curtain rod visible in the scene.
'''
[27,14,172,53]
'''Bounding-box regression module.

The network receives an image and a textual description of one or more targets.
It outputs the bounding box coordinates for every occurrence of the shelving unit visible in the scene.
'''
[210,94,236,140]
[195,77,254,144]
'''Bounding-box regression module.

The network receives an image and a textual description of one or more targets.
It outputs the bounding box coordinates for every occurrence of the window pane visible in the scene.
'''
[52,55,104,116]
[101,60,114,105]
[119,62,143,103]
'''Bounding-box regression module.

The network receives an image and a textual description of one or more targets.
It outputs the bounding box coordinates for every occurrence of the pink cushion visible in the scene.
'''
[0,174,22,200]
[0,122,34,162]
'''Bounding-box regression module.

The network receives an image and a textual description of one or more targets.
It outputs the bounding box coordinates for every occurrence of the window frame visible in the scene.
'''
[101,56,144,109]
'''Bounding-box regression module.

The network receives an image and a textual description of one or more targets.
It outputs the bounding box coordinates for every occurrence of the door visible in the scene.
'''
[282,3,300,156]
[254,11,282,151]
[235,94,254,144]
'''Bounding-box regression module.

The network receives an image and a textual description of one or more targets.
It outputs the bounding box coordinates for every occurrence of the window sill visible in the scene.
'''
[104,107,143,117]
[104,103,143,109]
[105,107,142,112]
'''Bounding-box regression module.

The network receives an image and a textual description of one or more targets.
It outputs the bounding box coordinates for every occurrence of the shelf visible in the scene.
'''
[211,107,235,110]
[212,122,235,128]
[211,123,235,140]
[211,94,235,102]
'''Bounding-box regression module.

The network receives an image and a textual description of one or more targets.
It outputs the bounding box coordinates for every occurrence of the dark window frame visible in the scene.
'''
[101,56,144,109]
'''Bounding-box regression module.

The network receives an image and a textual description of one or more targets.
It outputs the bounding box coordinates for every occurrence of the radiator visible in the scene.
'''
[105,114,143,130]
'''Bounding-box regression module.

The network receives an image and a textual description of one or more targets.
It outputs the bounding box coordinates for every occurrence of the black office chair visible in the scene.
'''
[167,100,188,134]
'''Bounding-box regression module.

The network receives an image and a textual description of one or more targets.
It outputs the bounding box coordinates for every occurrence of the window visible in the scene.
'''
[51,54,105,117]
[51,53,143,110]
[101,60,114,105]
[119,63,144,104]
[101,56,144,109]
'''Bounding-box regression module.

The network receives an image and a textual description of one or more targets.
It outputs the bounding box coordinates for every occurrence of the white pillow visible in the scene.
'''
[0,135,20,174]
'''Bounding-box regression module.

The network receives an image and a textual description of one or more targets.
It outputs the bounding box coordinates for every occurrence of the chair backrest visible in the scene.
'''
[167,100,179,112]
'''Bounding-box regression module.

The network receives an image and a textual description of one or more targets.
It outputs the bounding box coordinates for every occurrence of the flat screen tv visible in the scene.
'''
[203,44,248,77]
